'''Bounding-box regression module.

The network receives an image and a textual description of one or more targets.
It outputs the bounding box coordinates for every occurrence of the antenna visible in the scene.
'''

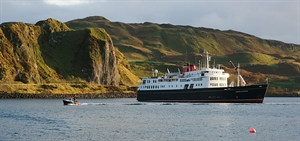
[229,61,246,86]
[185,51,187,64]
[229,61,237,70]
[213,59,215,68]
[152,68,154,77]
[167,68,170,73]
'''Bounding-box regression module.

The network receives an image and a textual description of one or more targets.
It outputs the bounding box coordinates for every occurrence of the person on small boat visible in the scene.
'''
[72,96,76,104]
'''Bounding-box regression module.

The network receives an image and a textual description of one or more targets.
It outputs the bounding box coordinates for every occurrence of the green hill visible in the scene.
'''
[0,16,299,96]
[66,16,300,96]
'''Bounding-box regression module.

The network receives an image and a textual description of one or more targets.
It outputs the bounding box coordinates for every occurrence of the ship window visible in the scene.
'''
[180,79,187,82]
[192,78,202,81]
[220,83,226,86]
[219,77,226,81]
[142,80,146,84]
[210,77,218,80]
[210,83,218,86]
[184,84,189,89]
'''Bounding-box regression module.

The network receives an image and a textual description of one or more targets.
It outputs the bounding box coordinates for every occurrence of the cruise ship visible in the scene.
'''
[137,51,268,103]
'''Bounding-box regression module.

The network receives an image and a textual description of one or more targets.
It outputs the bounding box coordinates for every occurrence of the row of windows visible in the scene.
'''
[219,77,227,80]
[180,79,188,82]
[143,79,158,84]
[210,77,227,80]
[142,83,226,89]
[142,85,159,89]
[144,77,204,84]
[192,78,202,81]
[142,76,226,85]
[210,83,227,86]
[141,83,204,89]
[210,77,218,80]
[220,83,226,86]
[209,71,224,74]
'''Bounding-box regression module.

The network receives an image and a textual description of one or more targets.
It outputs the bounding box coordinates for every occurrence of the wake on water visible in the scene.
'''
[75,102,184,106]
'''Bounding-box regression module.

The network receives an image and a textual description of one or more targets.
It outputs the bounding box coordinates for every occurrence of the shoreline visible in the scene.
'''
[0,92,137,99]
[0,92,298,99]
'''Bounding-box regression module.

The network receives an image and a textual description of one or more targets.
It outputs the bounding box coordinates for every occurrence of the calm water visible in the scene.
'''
[0,98,299,141]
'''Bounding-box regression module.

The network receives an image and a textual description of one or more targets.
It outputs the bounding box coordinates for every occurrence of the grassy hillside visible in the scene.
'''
[0,18,140,95]
[66,16,300,96]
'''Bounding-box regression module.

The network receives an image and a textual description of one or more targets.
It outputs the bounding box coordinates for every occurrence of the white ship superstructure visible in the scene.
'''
[138,51,229,91]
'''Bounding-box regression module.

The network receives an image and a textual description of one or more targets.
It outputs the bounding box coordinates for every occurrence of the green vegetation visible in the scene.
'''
[0,16,299,96]
[66,16,300,96]
[0,18,139,95]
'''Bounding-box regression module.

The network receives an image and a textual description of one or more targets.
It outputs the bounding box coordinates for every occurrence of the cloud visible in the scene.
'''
[1,0,299,44]
[43,0,92,6]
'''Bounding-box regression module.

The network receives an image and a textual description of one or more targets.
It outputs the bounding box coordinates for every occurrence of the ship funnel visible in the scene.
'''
[204,51,210,68]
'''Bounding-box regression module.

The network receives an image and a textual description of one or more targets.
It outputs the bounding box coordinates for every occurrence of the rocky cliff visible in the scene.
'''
[0,18,140,86]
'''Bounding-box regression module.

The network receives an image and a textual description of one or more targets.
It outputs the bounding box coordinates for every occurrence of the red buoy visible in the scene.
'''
[249,128,256,133]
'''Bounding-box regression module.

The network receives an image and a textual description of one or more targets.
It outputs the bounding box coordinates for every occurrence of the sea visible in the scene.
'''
[0,98,299,141]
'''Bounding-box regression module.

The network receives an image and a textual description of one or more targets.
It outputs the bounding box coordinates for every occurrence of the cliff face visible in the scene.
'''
[0,18,139,86]
[0,22,44,83]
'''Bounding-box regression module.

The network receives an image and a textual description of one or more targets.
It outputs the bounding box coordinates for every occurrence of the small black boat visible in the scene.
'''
[63,97,80,105]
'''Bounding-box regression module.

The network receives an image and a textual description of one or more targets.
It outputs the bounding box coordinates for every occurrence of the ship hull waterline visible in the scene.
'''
[137,84,268,103]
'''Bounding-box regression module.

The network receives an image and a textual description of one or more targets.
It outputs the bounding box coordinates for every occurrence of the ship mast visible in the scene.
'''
[237,63,240,87]
[230,61,246,87]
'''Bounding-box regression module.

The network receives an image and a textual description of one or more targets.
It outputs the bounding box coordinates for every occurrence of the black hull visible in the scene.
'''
[63,100,74,105]
[137,84,268,103]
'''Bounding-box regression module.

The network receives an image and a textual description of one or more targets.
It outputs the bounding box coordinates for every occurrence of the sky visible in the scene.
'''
[1,0,299,44]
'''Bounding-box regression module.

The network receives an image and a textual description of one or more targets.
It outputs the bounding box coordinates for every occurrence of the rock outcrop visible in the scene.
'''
[0,18,140,86]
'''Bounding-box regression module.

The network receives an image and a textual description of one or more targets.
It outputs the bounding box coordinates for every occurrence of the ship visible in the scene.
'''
[137,51,268,103]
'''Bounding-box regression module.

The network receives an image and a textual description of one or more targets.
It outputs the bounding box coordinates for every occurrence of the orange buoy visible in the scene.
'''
[249,128,256,133]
